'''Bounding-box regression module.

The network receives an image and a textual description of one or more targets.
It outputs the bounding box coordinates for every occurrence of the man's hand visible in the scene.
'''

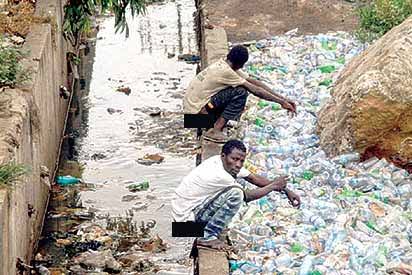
[281,99,297,115]
[285,189,301,208]
[271,176,288,191]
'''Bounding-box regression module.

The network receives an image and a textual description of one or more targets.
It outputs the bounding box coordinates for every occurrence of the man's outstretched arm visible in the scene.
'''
[244,174,301,207]
[242,79,297,114]
[243,179,286,202]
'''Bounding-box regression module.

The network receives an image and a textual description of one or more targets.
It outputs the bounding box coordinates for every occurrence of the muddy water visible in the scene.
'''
[42,0,198,273]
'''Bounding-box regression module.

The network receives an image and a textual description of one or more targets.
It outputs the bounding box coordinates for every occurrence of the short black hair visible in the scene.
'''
[227,45,249,67]
[222,139,247,155]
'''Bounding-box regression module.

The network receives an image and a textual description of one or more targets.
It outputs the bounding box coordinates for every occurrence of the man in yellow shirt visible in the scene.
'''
[183,45,297,142]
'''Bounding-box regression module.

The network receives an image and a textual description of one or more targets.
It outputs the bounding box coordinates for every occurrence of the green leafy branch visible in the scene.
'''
[356,0,412,42]
[63,0,147,48]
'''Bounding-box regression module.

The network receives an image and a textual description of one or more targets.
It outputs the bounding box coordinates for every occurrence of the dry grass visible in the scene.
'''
[0,1,54,38]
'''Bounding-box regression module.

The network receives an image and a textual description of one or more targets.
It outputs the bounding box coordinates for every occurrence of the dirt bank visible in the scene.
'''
[204,0,361,42]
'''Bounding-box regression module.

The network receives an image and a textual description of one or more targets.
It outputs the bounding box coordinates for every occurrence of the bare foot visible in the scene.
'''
[197,239,231,251]
[204,128,227,142]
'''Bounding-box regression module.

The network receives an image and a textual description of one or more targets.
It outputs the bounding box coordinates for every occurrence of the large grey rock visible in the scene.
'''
[317,16,412,168]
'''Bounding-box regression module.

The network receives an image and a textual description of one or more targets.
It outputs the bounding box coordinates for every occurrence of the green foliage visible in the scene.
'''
[356,0,412,42]
[63,0,147,48]
[0,39,30,88]
[0,162,29,185]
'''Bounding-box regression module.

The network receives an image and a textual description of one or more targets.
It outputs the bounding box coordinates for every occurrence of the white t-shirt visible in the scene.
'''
[171,155,251,222]
[183,58,249,114]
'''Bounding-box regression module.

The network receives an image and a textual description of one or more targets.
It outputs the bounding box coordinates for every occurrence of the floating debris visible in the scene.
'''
[127,181,150,192]
[116,86,131,95]
[137,153,165,165]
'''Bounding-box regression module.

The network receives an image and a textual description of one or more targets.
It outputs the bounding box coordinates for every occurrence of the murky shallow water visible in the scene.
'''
[40,0,198,273]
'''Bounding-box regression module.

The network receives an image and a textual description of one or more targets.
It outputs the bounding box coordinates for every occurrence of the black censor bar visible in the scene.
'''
[172,221,207,237]
[183,114,214,129]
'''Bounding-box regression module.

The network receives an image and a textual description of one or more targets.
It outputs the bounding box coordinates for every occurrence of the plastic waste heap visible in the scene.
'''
[228,30,412,274]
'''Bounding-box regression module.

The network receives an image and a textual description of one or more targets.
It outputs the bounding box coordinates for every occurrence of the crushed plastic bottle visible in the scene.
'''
[56,175,81,186]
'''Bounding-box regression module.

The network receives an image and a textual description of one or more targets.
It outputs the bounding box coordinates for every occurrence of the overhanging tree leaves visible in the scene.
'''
[63,0,147,48]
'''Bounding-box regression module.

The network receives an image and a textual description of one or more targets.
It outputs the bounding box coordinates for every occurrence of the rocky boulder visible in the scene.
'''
[317,16,412,170]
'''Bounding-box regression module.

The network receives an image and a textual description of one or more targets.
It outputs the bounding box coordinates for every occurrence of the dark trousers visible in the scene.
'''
[205,86,249,123]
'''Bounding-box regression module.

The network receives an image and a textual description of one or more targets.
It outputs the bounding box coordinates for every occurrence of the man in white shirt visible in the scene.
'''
[183,45,297,142]
[171,139,301,250]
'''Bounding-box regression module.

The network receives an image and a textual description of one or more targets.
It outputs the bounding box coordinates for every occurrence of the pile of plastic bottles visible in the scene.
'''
[228,31,412,274]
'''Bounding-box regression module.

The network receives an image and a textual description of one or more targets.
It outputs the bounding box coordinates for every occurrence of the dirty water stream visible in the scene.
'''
[36,1,198,274]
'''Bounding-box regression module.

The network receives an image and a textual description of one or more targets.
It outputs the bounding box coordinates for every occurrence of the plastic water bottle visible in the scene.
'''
[239,261,262,273]
[262,259,277,273]
[332,152,360,166]
[258,197,274,212]
[311,199,339,211]
[56,175,81,186]
[297,134,319,147]
[251,224,273,237]
[299,255,314,275]
[397,183,412,197]
[275,253,292,267]
[324,229,346,253]
[301,209,326,228]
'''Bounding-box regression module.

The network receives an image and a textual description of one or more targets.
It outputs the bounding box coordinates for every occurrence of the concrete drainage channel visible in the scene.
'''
[32,0,208,274]
[0,0,227,273]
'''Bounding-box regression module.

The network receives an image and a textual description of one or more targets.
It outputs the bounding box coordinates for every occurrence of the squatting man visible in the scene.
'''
[183,45,297,143]
[172,139,301,250]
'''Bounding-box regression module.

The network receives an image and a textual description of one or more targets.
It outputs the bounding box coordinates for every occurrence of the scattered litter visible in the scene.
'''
[127,181,150,192]
[116,86,131,95]
[9,35,25,45]
[177,53,200,63]
[106,107,122,114]
[91,152,107,160]
[133,201,148,211]
[122,194,140,202]
[56,175,81,186]
[137,153,165,165]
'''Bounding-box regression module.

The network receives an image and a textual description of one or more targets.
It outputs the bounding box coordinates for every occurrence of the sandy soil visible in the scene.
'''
[204,0,363,42]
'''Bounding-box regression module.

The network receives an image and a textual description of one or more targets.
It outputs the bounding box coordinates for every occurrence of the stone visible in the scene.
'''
[317,17,412,169]
[136,153,164,165]
[116,86,131,95]
[132,201,148,211]
[131,259,155,272]
[121,194,139,202]
[73,250,121,271]
[56,239,72,246]
[9,35,25,45]
[91,152,107,160]
[118,253,141,267]
[107,108,122,115]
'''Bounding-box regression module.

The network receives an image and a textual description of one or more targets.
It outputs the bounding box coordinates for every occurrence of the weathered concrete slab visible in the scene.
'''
[198,248,229,274]
[201,139,223,161]
[195,1,230,272]
[0,0,69,272]
[203,28,228,69]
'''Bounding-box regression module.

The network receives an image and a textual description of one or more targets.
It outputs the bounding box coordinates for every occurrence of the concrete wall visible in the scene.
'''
[195,0,230,274]
[195,0,228,70]
[0,0,69,273]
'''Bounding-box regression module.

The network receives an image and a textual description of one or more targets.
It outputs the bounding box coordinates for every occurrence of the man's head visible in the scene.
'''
[221,139,247,177]
[227,45,249,71]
